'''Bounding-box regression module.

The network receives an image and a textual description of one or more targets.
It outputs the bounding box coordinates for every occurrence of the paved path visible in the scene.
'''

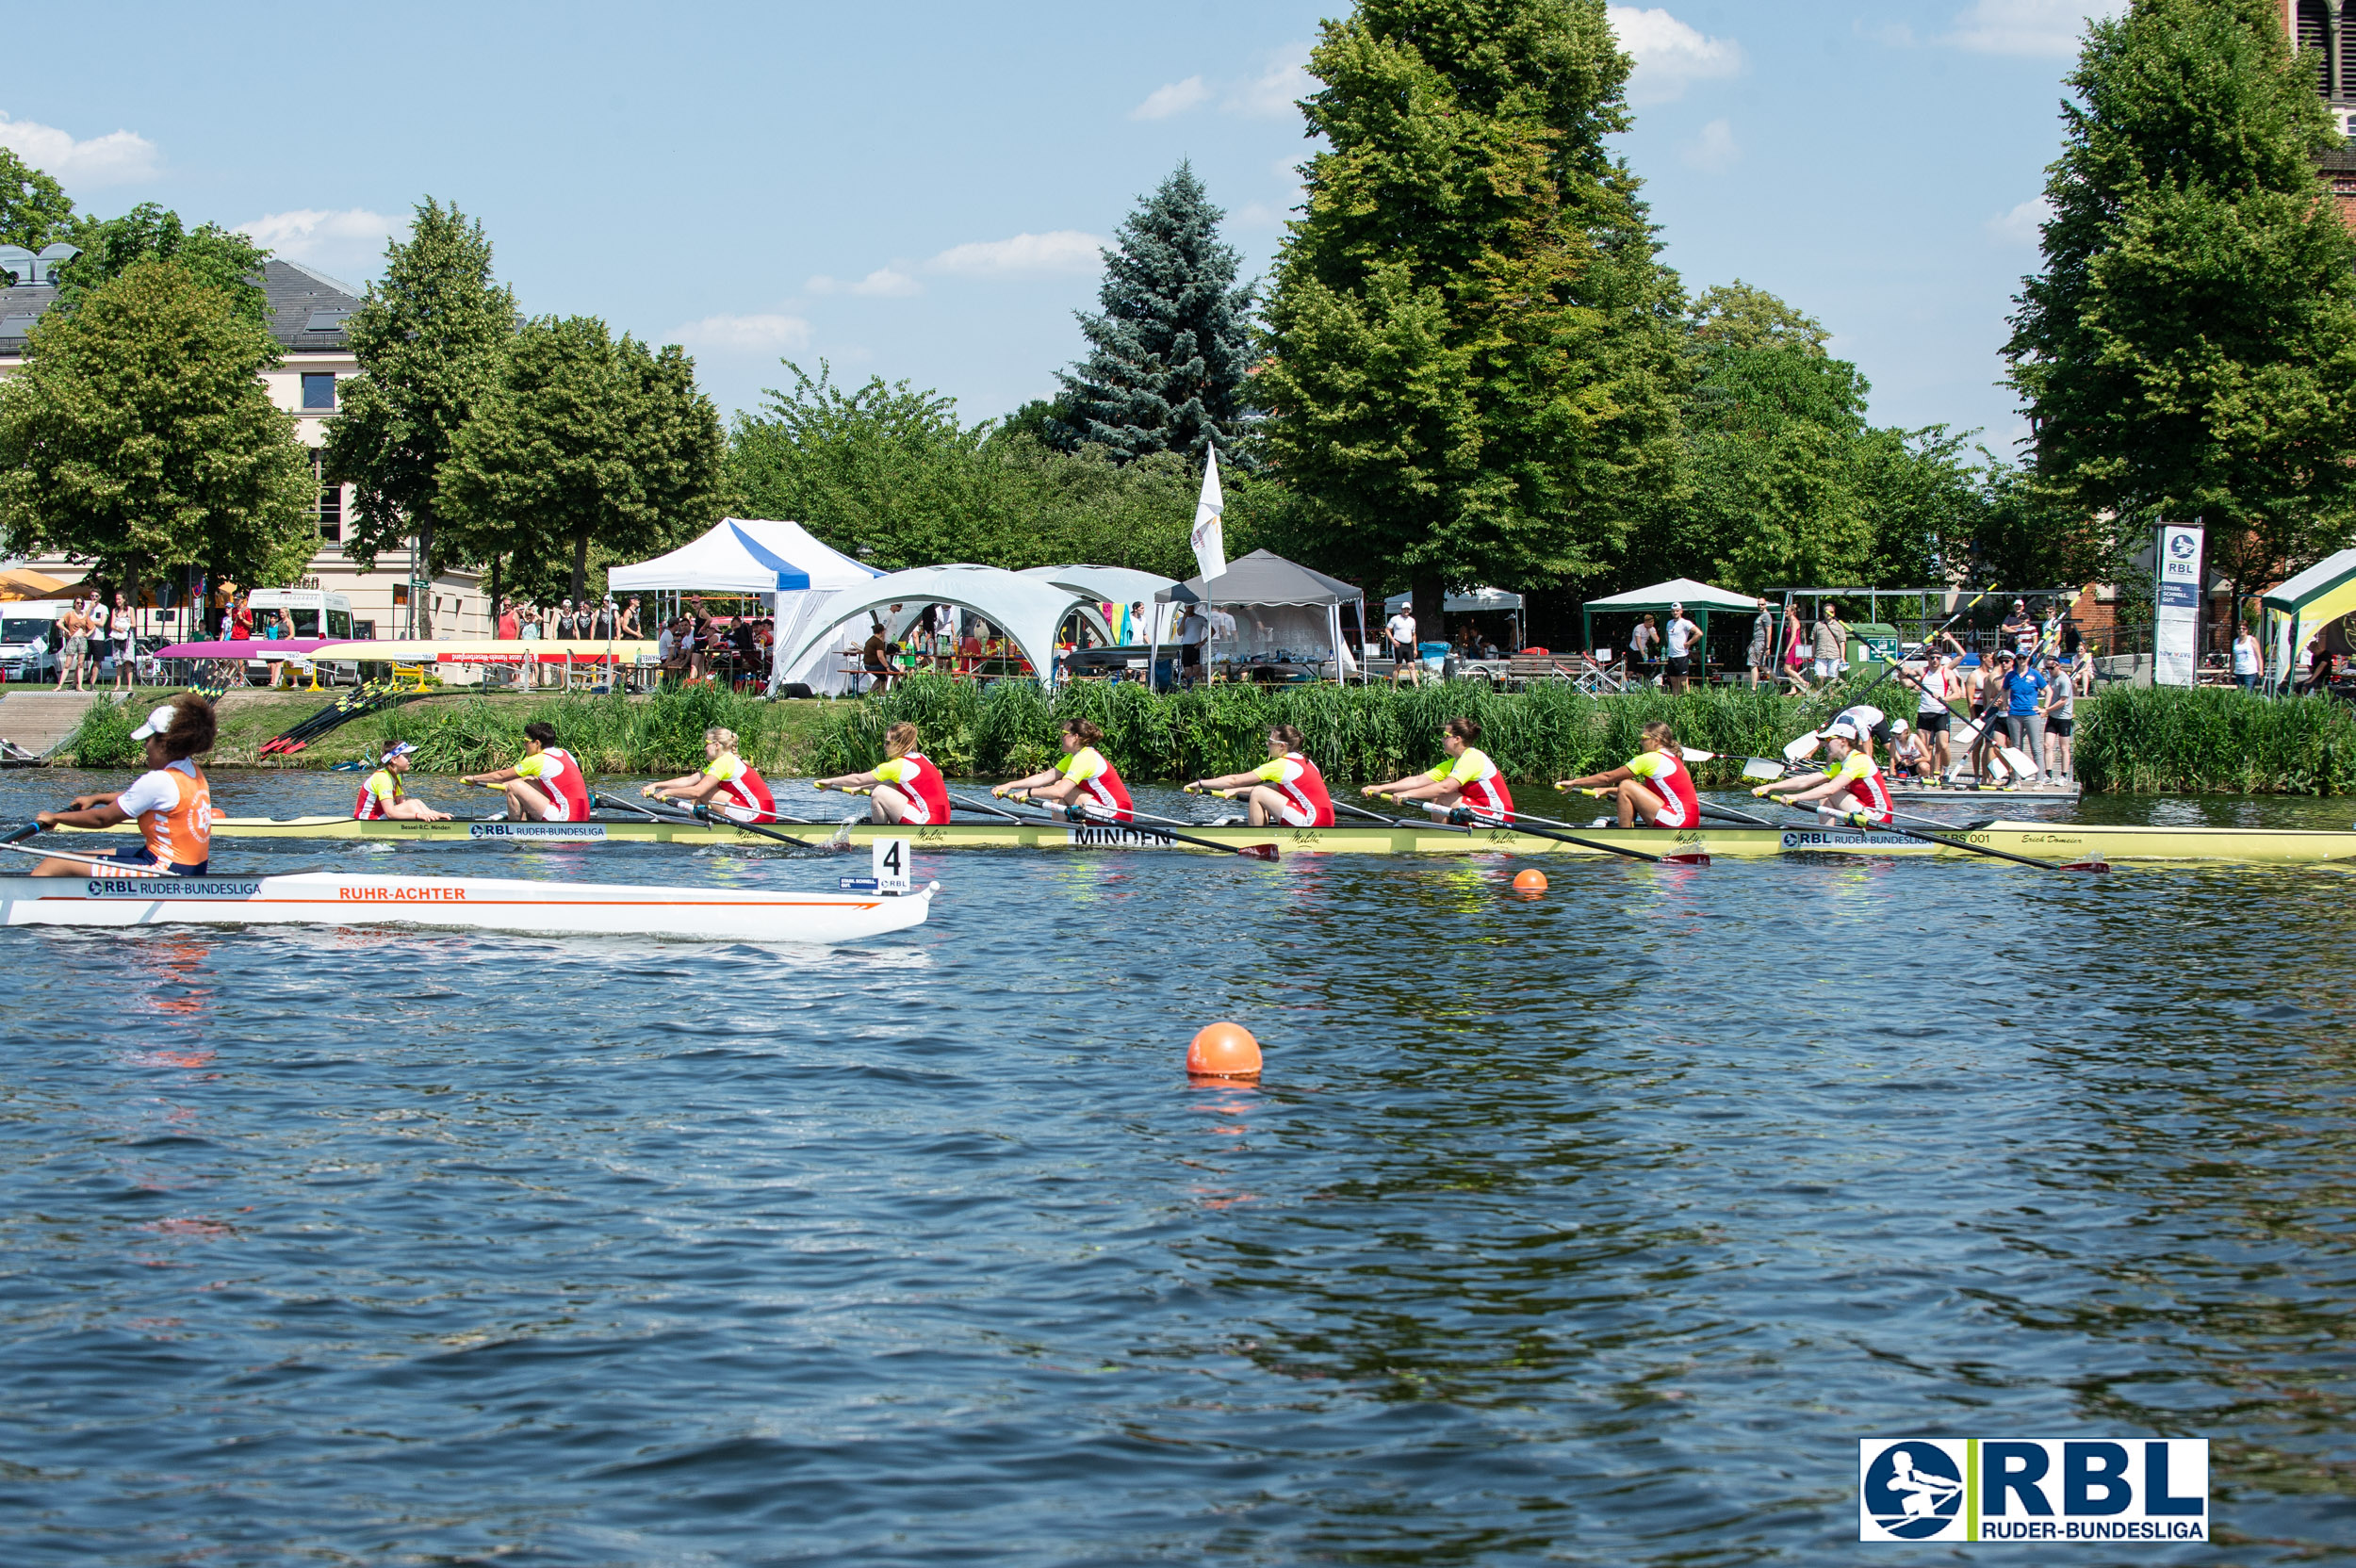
[0,691,108,758]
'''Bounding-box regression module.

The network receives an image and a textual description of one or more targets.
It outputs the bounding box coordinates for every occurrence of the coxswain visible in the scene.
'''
[1363,717,1513,824]
[1555,719,1700,828]
[464,720,591,822]
[354,741,450,821]
[32,695,215,875]
[1754,718,1893,825]
[815,721,951,825]
[1184,724,1335,826]
[994,718,1132,821]
[645,726,777,823]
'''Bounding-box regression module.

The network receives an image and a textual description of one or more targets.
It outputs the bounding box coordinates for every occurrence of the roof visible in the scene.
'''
[1018,564,1176,609]
[1580,577,1760,614]
[0,257,363,356]
[608,517,880,595]
[1159,549,1357,606]
[775,564,1113,687]
[2261,547,2356,614]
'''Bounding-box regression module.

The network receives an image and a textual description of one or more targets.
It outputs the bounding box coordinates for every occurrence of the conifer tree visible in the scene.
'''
[1257,0,1687,626]
[1055,163,1257,463]
[2004,0,2356,601]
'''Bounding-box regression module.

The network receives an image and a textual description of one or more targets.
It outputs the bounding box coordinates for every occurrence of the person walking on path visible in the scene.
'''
[1662,602,1702,694]
[2233,624,2263,694]
[1746,597,1775,687]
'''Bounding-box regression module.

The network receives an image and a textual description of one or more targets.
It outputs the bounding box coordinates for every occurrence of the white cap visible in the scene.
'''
[1824,720,1861,742]
[129,704,178,741]
[1891,717,1911,735]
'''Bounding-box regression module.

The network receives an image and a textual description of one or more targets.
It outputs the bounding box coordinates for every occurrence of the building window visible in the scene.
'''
[315,451,342,542]
[302,372,337,410]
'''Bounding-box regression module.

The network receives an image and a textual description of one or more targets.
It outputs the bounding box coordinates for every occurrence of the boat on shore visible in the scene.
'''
[68,814,2356,864]
[0,870,938,941]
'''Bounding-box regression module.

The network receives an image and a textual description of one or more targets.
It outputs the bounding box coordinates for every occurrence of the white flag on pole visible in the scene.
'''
[1190,443,1227,583]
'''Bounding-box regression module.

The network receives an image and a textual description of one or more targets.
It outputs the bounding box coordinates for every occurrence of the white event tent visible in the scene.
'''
[1017,564,1180,645]
[607,518,881,694]
[775,564,1119,690]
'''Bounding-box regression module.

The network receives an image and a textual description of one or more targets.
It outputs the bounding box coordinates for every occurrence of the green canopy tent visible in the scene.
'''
[1579,577,1760,658]
[2261,547,2356,689]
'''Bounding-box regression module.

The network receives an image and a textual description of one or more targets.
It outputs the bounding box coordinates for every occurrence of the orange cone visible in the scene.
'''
[1513,868,1548,893]
[1187,1021,1263,1080]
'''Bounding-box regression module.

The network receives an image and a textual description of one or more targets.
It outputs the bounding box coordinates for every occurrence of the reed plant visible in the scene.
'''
[363,686,830,776]
[2074,687,2356,793]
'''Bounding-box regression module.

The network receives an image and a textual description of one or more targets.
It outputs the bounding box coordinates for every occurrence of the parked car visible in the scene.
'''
[241,588,357,685]
[0,601,65,682]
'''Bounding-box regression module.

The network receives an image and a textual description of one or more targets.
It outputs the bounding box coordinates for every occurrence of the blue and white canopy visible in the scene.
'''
[608,518,877,596]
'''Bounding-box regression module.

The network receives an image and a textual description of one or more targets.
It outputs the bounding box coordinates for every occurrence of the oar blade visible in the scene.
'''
[1741,758,1786,782]
[1236,842,1280,862]
[1781,733,1821,764]
[1662,850,1710,866]
[2061,858,2111,874]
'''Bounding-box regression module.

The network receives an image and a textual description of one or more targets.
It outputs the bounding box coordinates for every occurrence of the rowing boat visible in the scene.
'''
[0,870,939,941]
[73,814,2356,863]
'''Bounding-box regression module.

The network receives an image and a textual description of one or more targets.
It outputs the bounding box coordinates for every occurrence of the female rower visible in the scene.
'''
[1753,718,1893,825]
[1363,717,1513,824]
[815,721,950,825]
[645,726,777,823]
[1555,719,1697,828]
[354,741,450,821]
[994,718,1133,821]
[465,720,591,822]
[1185,724,1334,827]
[31,695,216,875]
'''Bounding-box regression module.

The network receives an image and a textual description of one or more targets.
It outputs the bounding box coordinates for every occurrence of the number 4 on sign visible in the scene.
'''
[873,836,911,893]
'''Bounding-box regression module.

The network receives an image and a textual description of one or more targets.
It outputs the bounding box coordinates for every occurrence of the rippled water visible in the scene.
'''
[3,769,2351,1564]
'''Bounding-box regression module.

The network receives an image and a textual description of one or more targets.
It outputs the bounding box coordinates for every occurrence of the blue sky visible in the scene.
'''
[8,1,2123,450]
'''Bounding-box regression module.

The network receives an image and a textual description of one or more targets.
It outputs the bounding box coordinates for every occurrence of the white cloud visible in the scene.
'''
[1607,8,1744,106]
[806,267,921,298]
[667,314,812,352]
[1132,75,1210,121]
[1680,118,1741,173]
[1225,47,1314,118]
[1939,1,2126,58]
[0,110,157,187]
[236,208,404,275]
[1988,195,2053,244]
[927,231,1104,277]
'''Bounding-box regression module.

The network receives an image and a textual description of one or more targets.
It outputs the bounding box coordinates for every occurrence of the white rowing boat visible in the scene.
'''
[0,871,939,942]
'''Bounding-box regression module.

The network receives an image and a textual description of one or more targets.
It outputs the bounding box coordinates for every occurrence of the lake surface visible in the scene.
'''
[3,768,2351,1564]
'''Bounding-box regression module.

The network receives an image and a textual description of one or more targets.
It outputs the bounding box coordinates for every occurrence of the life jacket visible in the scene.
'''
[139,763,212,868]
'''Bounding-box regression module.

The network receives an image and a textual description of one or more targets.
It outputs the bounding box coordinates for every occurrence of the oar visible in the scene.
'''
[597,790,694,822]
[1559,782,1777,829]
[993,792,1277,860]
[688,802,819,850]
[0,825,179,877]
[948,790,1028,824]
[1346,794,1689,864]
[1336,796,1475,835]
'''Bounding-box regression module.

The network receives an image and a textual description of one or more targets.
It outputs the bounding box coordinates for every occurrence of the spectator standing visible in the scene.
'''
[590,598,618,640]
[1385,605,1416,679]
[1906,651,1959,777]
[1810,606,1847,684]
[1746,597,1775,686]
[2004,650,2048,760]
[2232,624,2263,694]
[496,597,519,640]
[1661,601,1702,694]
[109,591,138,691]
[2001,598,2037,660]
[85,594,109,684]
[2039,654,2075,781]
[1178,603,1209,687]
[53,596,90,692]
[619,597,643,639]
[1780,604,1809,689]
[231,596,253,641]
[1627,612,1659,676]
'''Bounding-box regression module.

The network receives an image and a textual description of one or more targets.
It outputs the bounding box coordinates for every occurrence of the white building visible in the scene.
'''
[0,251,484,641]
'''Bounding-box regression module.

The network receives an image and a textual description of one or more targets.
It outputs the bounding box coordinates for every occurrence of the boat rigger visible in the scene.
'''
[69,814,2356,864]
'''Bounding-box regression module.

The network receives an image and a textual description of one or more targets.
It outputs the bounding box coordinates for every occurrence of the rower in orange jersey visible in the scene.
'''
[33,695,217,875]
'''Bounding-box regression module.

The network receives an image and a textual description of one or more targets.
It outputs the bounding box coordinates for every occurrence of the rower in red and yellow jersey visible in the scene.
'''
[33,694,218,875]
[353,742,452,822]
[816,722,951,825]
[1184,724,1335,826]
[465,721,592,822]
[1754,718,1894,825]
[1556,720,1701,828]
[646,726,777,823]
[1363,717,1514,824]
[995,718,1132,821]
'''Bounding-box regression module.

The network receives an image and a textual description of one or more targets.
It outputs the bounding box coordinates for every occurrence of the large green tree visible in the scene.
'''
[440,316,727,606]
[0,259,317,597]
[1055,162,1258,464]
[0,148,73,253]
[1256,0,1688,628]
[320,199,515,634]
[2004,0,2356,604]
[50,204,271,320]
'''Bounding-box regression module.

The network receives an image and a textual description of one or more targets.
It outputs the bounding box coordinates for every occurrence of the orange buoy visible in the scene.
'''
[1187,1021,1263,1079]
[1513,868,1548,893]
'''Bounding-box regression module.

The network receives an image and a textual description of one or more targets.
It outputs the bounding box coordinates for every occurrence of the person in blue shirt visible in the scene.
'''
[2002,655,2047,758]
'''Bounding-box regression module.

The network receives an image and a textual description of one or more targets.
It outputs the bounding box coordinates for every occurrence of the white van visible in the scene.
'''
[0,600,65,683]
[242,587,357,685]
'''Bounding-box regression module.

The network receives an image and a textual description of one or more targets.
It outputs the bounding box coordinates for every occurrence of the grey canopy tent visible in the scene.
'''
[1150,549,1360,686]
